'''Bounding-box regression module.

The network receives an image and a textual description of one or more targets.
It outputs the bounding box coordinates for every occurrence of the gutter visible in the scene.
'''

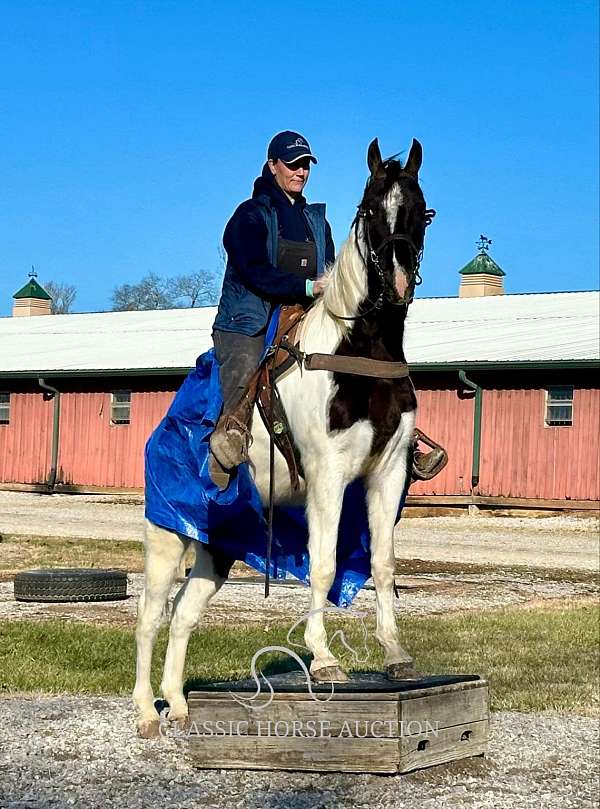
[459,370,482,491]
[0,359,597,379]
[38,378,60,492]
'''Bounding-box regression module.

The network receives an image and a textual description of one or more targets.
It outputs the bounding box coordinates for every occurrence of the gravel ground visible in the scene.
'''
[0,695,597,809]
[2,570,598,627]
[0,491,598,570]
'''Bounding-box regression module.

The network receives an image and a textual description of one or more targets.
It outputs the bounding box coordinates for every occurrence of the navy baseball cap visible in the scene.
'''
[267,131,318,165]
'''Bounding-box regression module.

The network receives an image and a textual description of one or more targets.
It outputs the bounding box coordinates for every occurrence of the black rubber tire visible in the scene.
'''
[13,568,128,603]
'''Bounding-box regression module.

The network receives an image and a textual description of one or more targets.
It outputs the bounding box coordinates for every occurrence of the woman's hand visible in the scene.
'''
[312,276,329,296]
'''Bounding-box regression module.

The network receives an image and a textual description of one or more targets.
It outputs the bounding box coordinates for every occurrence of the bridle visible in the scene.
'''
[329,203,435,322]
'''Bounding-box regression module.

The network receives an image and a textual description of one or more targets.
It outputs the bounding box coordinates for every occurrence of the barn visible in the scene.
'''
[1,262,598,510]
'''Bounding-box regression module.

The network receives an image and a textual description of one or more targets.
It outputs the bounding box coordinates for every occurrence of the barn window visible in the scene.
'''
[110,391,131,425]
[0,392,9,425]
[545,386,574,427]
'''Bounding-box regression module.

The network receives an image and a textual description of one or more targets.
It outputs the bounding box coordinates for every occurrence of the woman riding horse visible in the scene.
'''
[210,130,445,487]
[134,136,444,738]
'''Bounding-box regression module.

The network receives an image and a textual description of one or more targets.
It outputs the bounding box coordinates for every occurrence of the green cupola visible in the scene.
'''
[12,269,52,316]
[459,236,505,298]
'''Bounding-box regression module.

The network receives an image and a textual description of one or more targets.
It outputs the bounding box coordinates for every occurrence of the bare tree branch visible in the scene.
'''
[43,280,77,314]
[169,271,221,308]
[111,273,177,311]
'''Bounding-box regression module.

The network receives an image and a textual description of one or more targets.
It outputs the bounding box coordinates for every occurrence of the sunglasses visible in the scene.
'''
[282,157,312,171]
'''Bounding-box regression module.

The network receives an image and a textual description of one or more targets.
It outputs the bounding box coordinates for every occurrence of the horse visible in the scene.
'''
[133,137,431,738]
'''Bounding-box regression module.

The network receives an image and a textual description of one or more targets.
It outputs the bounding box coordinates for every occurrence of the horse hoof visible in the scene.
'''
[386,662,421,681]
[168,714,191,733]
[311,665,349,684]
[137,719,161,739]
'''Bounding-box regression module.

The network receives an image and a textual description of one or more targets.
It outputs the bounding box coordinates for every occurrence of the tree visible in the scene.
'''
[43,280,77,314]
[169,271,221,308]
[111,273,176,311]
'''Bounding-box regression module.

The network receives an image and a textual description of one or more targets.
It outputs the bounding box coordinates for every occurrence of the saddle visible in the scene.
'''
[219,304,307,492]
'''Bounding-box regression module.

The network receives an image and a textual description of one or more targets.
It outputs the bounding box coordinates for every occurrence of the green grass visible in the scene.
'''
[0,604,597,715]
[0,535,145,577]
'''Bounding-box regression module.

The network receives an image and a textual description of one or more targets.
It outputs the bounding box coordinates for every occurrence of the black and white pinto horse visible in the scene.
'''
[134,138,429,737]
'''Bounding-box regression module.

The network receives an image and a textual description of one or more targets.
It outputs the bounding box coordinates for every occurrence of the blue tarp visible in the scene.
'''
[144,315,408,607]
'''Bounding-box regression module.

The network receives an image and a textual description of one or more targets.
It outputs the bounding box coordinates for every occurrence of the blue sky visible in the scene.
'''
[1,0,598,315]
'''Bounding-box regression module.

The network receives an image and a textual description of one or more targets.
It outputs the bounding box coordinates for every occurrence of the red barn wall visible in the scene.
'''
[58,387,177,488]
[0,371,598,502]
[0,384,53,484]
[478,376,600,502]
[410,380,474,496]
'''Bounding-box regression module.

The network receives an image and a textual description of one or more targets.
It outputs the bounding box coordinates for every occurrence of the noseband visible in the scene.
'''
[330,206,435,322]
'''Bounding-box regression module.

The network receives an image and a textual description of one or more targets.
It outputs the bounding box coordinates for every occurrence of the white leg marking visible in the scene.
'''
[303,462,347,673]
[367,410,415,667]
[133,520,189,732]
[160,544,231,721]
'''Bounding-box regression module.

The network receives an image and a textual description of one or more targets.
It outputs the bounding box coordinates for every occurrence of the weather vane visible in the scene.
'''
[28,265,37,279]
[476,235,492,254]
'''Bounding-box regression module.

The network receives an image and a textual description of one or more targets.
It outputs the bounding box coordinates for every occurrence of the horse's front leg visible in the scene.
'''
[367,416,418,680]
[304,465,348,682]
[160,544,233,727]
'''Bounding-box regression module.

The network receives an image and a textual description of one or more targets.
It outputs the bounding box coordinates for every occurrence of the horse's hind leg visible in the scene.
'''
[133,519,189,738]
[160,544,233,726]
[367,414,417,679]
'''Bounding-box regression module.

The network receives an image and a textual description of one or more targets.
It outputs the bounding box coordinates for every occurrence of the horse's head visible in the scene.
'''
[355,137,433,307]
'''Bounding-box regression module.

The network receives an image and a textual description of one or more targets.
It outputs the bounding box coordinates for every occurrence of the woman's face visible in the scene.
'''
[268,157,311,197]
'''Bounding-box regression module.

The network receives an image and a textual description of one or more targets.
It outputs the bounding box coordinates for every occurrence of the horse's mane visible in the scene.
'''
[319,227,367,338]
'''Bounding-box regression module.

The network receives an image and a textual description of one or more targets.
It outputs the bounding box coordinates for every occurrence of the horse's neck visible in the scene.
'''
[305,233,407,361]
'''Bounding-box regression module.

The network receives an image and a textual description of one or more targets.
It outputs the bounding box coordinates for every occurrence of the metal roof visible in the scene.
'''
[0,291,597,377]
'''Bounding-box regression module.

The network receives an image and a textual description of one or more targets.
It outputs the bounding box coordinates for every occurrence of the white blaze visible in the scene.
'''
[384,183,409,298]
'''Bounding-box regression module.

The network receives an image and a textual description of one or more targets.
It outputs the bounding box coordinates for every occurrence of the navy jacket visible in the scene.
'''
[213,166,335,336]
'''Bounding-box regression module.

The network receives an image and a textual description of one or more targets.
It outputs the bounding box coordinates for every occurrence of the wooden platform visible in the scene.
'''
[187,671,489,774]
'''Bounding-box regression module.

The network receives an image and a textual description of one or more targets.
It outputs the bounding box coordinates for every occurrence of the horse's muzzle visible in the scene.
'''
[394,268,410,301]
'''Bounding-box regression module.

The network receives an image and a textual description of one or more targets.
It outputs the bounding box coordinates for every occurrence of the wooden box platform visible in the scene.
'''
[187,671,489,774]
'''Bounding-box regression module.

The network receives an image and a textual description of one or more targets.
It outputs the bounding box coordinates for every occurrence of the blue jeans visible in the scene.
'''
[212,329,265,411]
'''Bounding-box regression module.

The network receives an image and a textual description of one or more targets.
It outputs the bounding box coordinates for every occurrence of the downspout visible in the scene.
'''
[38,378,60,492]
[459,370,482,491]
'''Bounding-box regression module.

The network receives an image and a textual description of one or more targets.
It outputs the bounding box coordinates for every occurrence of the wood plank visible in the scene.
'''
[400,685,489,729]
[189,734,400,773]
[399,719,490,774]
[189,697,399,737]
[405,494,599,510]
[188,673,482,703]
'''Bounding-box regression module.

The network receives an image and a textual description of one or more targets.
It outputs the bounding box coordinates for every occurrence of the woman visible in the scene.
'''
[209,131,333,485]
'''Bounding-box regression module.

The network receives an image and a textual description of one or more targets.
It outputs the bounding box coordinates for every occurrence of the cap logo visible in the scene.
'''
[287,138,307,149]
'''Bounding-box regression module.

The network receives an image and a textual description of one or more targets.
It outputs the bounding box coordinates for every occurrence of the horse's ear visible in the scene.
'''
[404,139,423,177]
[367,138,385,179]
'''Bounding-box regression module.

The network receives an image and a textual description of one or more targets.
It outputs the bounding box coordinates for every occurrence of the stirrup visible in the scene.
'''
[412,429,448,481]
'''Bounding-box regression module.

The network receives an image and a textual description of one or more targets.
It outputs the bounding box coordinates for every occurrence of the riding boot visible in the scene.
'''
[412,428,448,481]
[208,374,261,490]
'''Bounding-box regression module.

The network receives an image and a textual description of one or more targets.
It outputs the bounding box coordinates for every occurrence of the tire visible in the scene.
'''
[13,568,128,603]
